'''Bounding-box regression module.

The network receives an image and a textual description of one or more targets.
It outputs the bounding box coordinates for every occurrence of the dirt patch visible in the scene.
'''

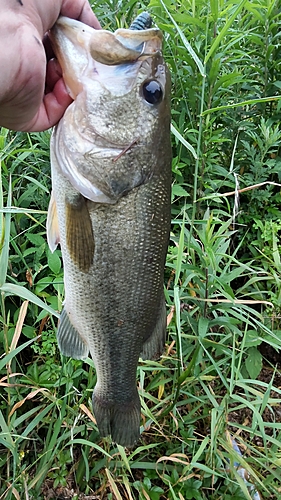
[259,342,281,367]
[228,365,281,447]
[41,480,101,500]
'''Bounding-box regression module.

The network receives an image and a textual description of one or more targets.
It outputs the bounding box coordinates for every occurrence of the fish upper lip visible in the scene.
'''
[51,16,94,34]
[51,16,163,66]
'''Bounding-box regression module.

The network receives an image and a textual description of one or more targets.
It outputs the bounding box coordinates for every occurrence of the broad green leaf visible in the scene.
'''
[26,232,46,247]
[47,249,61,275]
[245,330,262,348]
[171,124,198,159]
[245,347,263,379]
[172,184,190,198]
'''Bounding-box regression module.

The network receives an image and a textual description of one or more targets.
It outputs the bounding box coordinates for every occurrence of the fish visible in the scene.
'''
[47,13,171,447]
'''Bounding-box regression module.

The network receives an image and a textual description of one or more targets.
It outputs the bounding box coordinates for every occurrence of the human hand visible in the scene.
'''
[0,0,100,132]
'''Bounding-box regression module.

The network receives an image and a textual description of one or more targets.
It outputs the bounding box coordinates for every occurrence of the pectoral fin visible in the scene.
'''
[57,308,89,359]
[47,192,60,252]
[65,194,95,272]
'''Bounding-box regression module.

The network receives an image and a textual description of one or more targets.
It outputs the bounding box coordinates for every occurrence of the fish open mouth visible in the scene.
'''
[50,14,163,98]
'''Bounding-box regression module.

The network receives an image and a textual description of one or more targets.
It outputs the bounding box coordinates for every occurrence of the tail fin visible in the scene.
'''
[92,390,141,447]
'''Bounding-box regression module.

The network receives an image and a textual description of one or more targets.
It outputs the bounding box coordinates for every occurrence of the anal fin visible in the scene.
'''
[57,308,89,359]
[140,297,167,360]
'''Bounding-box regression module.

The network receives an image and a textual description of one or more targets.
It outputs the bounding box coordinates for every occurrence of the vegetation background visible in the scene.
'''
[0,0,281,498]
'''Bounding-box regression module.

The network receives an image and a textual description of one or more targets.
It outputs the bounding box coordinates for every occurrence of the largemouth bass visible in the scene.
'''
[47,13,171,447]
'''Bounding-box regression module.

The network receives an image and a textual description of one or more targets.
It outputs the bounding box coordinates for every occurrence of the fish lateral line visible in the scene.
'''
[112,138,139,162]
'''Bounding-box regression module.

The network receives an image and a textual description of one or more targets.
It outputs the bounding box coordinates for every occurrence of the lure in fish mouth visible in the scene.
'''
[50,12,163,96]
[48,13,171,447]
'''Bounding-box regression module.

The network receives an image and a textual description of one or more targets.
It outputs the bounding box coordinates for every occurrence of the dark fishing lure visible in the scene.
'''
[129,12,153,31]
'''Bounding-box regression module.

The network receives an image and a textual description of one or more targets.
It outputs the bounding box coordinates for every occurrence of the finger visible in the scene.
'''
[23,78,72,132]
[60,1,101,29]
[45,58,62,94]
[43,7,100,62]
[77,4,101,29]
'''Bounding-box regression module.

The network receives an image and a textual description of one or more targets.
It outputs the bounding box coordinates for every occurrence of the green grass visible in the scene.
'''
[1,1,281,498]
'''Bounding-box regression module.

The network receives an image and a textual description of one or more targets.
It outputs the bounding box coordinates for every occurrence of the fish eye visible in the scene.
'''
[142,80,163,105]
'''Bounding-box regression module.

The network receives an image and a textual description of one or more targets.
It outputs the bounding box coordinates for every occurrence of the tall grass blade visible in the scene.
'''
[201,95,281,116]
[0,283,59,318]
[69,439,111,458]
[105,468,123,500]
[0,410,15,450]
[0,173,12,287]
[159,0,205,77]
[0,337,39,371]
[204,0,248,64]
[171,124,198,159]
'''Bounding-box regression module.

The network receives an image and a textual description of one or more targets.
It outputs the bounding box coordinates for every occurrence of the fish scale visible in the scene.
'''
[48,14,171,447]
